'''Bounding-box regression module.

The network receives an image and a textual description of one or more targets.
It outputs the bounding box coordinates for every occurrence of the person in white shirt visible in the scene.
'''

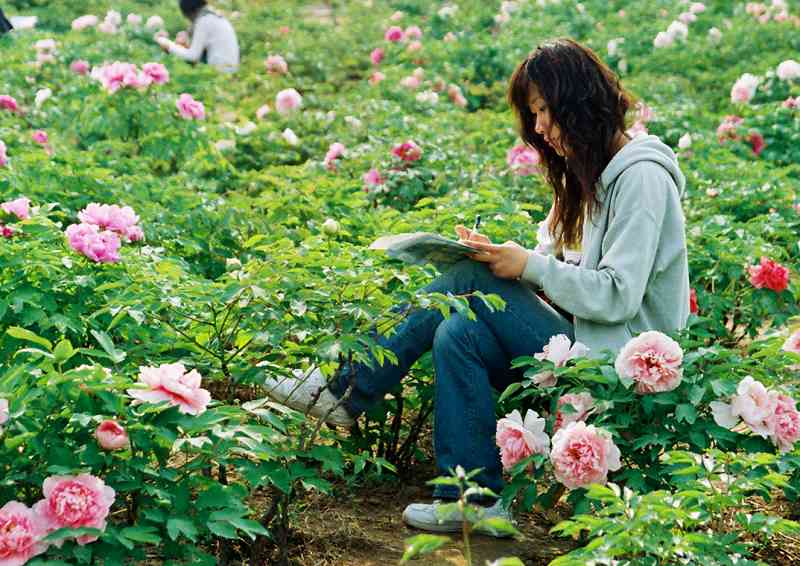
[156,0,239,73]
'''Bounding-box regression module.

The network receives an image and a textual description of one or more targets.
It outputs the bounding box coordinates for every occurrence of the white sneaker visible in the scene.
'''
[402,499,515,537]
[263,368,354,427]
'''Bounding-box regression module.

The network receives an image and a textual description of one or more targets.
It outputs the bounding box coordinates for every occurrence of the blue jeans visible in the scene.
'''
[329,260,573,500]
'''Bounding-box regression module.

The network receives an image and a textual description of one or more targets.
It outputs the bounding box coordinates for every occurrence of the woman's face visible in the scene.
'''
[528,84,566,157]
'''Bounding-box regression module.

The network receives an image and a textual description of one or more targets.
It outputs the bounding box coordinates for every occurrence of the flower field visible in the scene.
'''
[1,0,800,564]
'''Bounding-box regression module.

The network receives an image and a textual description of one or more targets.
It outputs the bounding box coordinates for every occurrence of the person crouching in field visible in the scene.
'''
[265,38,689,535]
[156,0,239,73]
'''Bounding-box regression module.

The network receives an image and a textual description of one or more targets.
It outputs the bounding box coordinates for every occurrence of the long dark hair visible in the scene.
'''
[180,0,207,19]
[508,38,634,250]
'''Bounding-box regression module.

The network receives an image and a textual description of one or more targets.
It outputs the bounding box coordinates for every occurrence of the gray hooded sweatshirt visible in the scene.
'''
[521,134,690,357]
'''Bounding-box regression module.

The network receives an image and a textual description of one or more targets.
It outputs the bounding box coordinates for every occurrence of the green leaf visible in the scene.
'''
[43,527,103,543]
[472,516,521,537]
[6,326,52,350]
[400,534,449,562]
[675,403,698,424]
[90,329,126,363]
[688,384,706,405]
[167,517,199,542]
[207,520,239,539]
[120,525,161,544]
[53,339,75,363]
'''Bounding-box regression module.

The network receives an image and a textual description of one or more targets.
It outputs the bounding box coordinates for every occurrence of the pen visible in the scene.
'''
[472,214,481,234]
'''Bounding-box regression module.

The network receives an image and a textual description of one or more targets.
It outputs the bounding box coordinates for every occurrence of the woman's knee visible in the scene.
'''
[432,314,475,353]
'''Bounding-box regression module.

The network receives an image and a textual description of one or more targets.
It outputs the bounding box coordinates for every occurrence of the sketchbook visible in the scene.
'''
[369,232,479,269]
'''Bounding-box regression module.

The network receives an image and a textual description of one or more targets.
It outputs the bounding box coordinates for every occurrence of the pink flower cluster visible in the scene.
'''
[554,392,595,433]
[92,61,169,94]
[748,256,789,292]
[265,54,288,74]
[711,376,800,452]
[0,95,19,113]
[78,203,143,242]
[0,140,7,168]
[65,203,143,263]
[95,420,129,451]
[323,142,345,171]
[496,409,550,470]
[531,334,589,387]
[784,330,800,355]
[176,93,205,120]
[506,144,542,176]
[615,331,683,394]
[71,59,90,75]
[0,474,115,564]
[391,140,422,162]
[716,115,743,141]
[730,73,759,104]
[275,88,303,114]
[550,422,621,489]
[65,224,121,263]
[34,38,57,66]
[777,59,800,81]
[1,197,30,221]
[0,398,8,430]
[127,363,212,415]
[362,168,385,192]
[745,2,794,25]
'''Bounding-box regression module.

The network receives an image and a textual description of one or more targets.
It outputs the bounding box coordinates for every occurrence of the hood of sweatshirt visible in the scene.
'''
[599,134,685,198]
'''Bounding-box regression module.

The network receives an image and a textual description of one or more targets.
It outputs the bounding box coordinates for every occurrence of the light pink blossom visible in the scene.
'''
[33,474,115,546]
[127,363,211,415]
[400,75,421,89]
[783,96,800,109]
[748,257,789,292]
[0,95,19,112]
[711,376,776,436]
[615,331,683,394]
[447,84,467,107]
[32,130,48,145]
[731,73,759,104]
[265,54,288,75]
[1,197,30,220]
[370,47,385,65]
[554,392,595,433]
[256,104,271,120]
[369,71,385,85]
[95,420,129,451]
[406,40,422,52]
[531,334,589,387]
[405,25,423,39]
[777,60,800,81]
[145,15,164,30]
[0,501,49,565]
[769,394,800,452]
[127,13,142,26]
[71,59,90,75]
[71,14,98,31]
[495,409,549,470]
[550,422,621,489]
[506,144,542,176]
[65,223,121,263]
[323,142,345,171]
[783,330,800,354]
[717,115,743,141]
[78,203,141,240]
[275,88,302,114]
[176,93,205,120]
[392,140,422,162]
[689,2,706,13]
[142,62,169,84]
[363,168,384,189]
[0,141,7,167]
[0,398,8,427]
[384,26,405,42]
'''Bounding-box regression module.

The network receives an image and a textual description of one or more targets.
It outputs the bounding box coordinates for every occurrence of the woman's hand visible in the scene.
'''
[455,224,491,245]
[463,240,530,280]
[155,36,172,53]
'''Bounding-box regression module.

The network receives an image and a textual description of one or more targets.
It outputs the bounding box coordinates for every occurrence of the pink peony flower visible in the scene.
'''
[769,394,800,452]
[279,26,290,34]
[506,144,542,176]
[78,203,141,240]
[275,88,302,115]
[0,398,8,427]
[689,288,698,314]
[689,2,706,13]
[370,47,385,65]
[256,104,271,120]
[323,142,345,171]
[615,331,683,394]
[717,115,743,141]
[71,14,98,31]
[97,21,118,34]
[142,62,169,85]
[127,363,211,415]
[783,330,800,355]
[94,61,145,93]
[1,225,13,238]
[495,409,550,470]
[0,95,19,112]
[554,392,595,433]
[711,376,776,437]
[783,96,800,109]
[653,31,674,48]
[392,140,422,162]
[550,421,621,489]
[447,84,468,107]
[145,15,164,30]
[369,71,385,85]
[405,25,423,39]
[0,501,49,565]
[363,168,384,189]
[65,223,121,263]
[748,257,789,292]
[407,40,422,52]
[1,197,30,220]
[127,13,142,26]
[0,140,7,167]
[265,54,288,74]
[747,131,765,156]
[71,59,90,75]
[777,59,800,81]
[400,75,421,89]
[384,26,405,42]
[33,474,115,546]
[731,73,759,104]
[95,420,129,451]
[32,130,48,145]
[176,93,205,120]
[531,334,589,387]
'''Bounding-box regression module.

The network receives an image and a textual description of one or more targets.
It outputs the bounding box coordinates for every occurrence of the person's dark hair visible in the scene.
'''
[180,0,207,19]
[508,38,634,251]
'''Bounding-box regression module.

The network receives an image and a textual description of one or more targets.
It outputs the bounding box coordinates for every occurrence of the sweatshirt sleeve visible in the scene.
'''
[169,16,211,62]
[521,162,672,324]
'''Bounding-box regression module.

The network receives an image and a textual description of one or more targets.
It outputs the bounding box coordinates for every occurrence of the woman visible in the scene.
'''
[156,0,239,73]
[265,38,689,534]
